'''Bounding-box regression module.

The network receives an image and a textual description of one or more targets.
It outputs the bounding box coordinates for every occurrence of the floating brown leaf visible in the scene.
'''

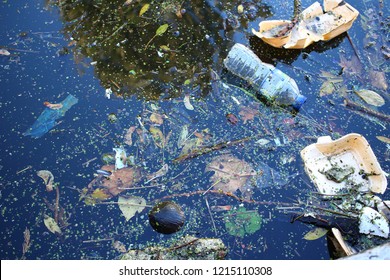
[238,106,258,124]
[368,70,388,91]
[87,165,143,199]
[150,113,164,125]
[206,154,256,199]
[124,126,136,146]
[354,89,385,107]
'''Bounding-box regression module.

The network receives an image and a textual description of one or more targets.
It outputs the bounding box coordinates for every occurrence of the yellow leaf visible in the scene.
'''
[303,227,328,240]
[149,126,164,148]
[91,188,111,201]
[43,214,62,234]
[150,113,164,125]
[139,4,150,16]
[160,45,170,51]
[376,136,390,144]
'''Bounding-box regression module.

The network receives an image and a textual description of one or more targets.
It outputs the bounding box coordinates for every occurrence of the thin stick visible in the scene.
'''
[54,186,60,224]
[343,98,390,122]
[346,32,362,64]
[82,238,113,243]
[82,157,97,167]
[97,201,153,207]
[156,189,293,206]
[16,165,32,174]
[166,237,199,252]
[173,136,252,163]
[205,197,218,235]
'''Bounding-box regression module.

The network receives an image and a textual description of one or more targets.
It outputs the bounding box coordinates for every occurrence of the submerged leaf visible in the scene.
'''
[43,214,62,234]
[156,24,169,36]
[118,196,146,221]
[206,154,256,199]
[223,207,262,237]
[139,4,150,16]
[303,227,328,240]
[149,126,164,148]
[354,89,385,107]
[368,71,388,91]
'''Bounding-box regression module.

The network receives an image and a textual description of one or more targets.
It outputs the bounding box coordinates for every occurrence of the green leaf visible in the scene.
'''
[223,207,262,237]
[139,4,150,16]
[156,24,169,36]
[303,227,328,240]
[118,196,146,221]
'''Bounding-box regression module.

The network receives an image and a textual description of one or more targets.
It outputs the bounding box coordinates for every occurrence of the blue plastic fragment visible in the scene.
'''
[23,94,78,138]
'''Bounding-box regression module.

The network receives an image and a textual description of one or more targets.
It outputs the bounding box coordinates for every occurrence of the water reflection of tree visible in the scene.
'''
[57,0,272,100]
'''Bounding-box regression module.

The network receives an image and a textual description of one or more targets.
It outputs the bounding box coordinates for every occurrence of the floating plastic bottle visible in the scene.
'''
[223,43,306,109]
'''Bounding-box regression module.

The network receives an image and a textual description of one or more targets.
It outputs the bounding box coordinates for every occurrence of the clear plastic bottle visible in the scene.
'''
[223,43,306,109]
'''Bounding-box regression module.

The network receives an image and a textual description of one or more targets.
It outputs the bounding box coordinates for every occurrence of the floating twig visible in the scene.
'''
[155,189,293,207]
[82,238,114,243]
[173,136,252,163]
[205,197,218,235]
[16,165,32,175]
[82,157,97,167]
[54,186,60,224]
[343,98,390,122]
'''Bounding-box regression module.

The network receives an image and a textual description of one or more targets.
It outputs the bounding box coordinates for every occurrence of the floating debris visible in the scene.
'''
[24,94,78,138]
[148,201,185,234]
[253,0,359,49]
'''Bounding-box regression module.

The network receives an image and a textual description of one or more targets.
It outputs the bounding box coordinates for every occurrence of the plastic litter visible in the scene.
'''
[300,133,387,195]
[252,0,359,49]
[223,43,306,109]
[23,94,78,138]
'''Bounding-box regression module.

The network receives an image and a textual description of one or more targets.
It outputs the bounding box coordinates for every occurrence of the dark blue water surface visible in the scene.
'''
[0,0,389,260]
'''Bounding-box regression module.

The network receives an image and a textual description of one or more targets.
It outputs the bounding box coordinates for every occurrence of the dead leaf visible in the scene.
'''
[0,49,11,56]
[37,170,54,192]
[206,154,256,199]
[183,94,194,110]
[149,126,164,148]
[113,240,127,253]
[368,70,388,91]
[303,227,328,240]
[339,54,362,77]
[87,165,143,199]
[376,136,390,144]
[118,196,146,221]
[319,71,343,97]
[238,106,258,124]
[150,113,164,125]
[43,214,62,234]
[354,89,385,107]
[124,126,136,146]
